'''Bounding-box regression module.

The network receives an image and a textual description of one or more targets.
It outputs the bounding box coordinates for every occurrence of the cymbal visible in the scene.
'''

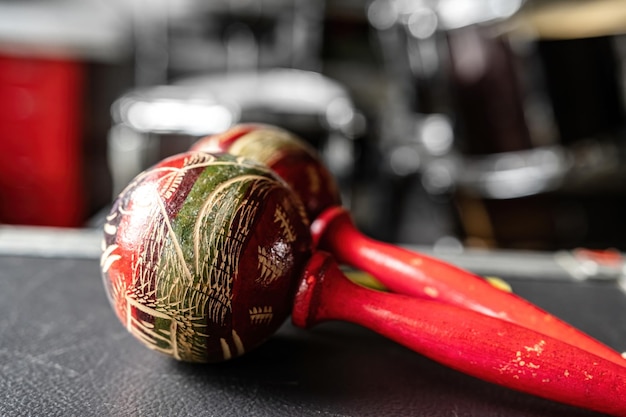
[513,0,626,39]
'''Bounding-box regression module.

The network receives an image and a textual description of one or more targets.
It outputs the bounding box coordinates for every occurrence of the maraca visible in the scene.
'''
[101,152,312,362]
[191,123,626,366]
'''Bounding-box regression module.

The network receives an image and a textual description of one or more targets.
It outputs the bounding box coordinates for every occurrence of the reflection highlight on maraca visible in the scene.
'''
[101,150,626,416]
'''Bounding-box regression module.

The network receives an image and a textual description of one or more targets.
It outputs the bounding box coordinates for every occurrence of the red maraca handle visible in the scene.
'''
[293,252,626,417]
[311,206,626,367]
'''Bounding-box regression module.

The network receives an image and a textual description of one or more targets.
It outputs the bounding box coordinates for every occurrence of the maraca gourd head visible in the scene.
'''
[191,124,341,221]
[101,151,312,363]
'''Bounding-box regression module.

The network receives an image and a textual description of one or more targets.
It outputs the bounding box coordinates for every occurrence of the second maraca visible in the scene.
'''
[191,123,626,366]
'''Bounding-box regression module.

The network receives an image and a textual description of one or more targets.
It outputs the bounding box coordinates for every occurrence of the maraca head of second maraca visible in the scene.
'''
[101,151,312,362]
[191,124,341,221]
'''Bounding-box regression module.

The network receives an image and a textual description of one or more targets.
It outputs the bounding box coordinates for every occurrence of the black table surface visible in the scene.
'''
[1,250,625,416]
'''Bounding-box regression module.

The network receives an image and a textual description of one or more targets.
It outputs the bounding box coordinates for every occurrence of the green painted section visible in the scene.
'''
[153,155,276,361]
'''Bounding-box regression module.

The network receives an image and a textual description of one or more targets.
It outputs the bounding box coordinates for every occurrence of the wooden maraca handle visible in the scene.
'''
[312,205,626,367]
[294,251,626,417]
[192,124,626,367]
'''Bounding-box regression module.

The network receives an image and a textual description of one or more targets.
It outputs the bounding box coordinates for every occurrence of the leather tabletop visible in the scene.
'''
[1,254,624,416]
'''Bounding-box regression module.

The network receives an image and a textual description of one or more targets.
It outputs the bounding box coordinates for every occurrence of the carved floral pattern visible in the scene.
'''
[101,152,312,362]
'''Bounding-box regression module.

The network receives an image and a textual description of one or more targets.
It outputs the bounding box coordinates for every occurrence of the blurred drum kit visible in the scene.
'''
[108,0,626,251]
[368,0,626,250]
[109,0,361,210]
